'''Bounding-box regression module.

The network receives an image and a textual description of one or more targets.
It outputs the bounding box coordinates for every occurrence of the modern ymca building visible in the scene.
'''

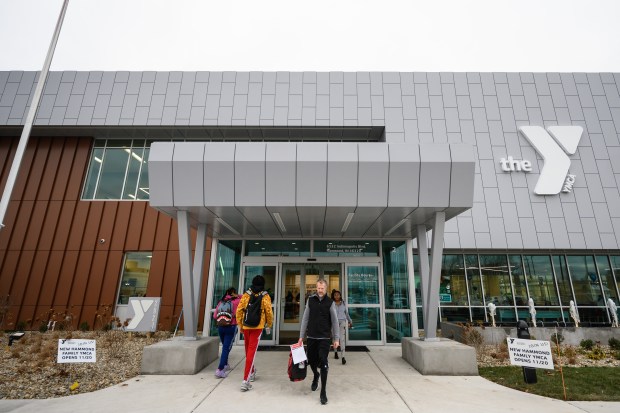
[1,71,619,345]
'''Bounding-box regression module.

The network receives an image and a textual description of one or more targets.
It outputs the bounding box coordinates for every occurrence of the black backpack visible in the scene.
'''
[243,290,266,327]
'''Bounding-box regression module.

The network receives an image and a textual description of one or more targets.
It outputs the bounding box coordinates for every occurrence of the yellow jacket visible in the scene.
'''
[236,290,273,330]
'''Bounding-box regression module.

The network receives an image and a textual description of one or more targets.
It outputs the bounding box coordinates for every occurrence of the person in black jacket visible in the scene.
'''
[298,279,339,405]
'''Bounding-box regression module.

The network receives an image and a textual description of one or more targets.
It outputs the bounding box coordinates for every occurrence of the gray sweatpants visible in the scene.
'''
[336,320,348,356]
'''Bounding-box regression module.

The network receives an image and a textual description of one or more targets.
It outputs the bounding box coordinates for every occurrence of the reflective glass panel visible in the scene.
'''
[465,255,484,305]
[440,307,470,322]
[117,252,152,304]
[97,148,129,199]
[347,266,379,305]
[83,147,103,199]
[611,256,620,305]
[413,255,422,304]
[553,255,574,306]
[136,147,150,200]
[479,255,514,306]
[383,241,409,309]
[596,256,618,304]
[509,255,527,306]
[440,255,468,306]
[567,256,602,306]
[523,255,560,306]
[82,140,154,200]
[348,307,381,341]
[471,307,486,323]
[209,241,242,336]
[385,312,411,343]
[122,146,145,199]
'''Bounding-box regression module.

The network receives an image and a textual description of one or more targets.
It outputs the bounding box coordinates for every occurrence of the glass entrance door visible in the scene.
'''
[346,264,382,344]
[241,264,277,345]
[279,263,341,344]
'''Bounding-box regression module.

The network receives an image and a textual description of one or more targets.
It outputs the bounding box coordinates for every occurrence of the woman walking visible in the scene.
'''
[331,290,352,364]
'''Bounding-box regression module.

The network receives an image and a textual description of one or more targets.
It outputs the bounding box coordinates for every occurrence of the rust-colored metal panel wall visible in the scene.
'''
[0,136,211,331]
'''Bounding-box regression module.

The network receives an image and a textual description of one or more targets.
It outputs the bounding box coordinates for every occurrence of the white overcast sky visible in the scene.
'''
[0,0,619,72]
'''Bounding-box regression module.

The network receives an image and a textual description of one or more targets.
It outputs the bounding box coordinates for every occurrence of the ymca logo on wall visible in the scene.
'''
[499,126,583,195]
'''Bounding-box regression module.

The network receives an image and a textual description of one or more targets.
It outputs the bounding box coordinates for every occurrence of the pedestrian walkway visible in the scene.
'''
[0,346,618,413]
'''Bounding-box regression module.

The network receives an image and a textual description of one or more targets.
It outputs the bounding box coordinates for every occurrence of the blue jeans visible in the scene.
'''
[218,325,237,370]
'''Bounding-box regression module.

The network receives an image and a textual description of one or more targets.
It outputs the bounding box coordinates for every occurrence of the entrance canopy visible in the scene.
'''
[148,142,475,238]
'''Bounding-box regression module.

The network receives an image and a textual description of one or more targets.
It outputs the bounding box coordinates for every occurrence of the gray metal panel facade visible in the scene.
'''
[2,70,620,248]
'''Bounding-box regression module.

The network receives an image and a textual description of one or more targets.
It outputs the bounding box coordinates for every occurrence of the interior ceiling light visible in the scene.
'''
[215,217,239,235]
[341,212,355,233]
[385,219,409,236]
[273,212,287,233]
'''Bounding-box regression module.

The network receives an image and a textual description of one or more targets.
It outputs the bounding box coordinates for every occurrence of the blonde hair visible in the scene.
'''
[316,279,328,287]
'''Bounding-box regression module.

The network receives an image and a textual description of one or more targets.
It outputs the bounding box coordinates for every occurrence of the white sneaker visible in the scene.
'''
[249,371,256,382]
[240,380,253,392]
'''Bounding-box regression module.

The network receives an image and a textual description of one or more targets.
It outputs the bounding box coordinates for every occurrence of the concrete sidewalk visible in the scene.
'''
[1,347,618,413]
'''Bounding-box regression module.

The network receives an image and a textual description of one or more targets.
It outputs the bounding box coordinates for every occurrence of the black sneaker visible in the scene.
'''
[342,357,346,365]
[334,352,339,360]
[320,392,328,405]
[311,373,320,391]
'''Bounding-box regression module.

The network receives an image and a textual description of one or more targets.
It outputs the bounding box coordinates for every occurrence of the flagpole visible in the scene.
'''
[0,0,70,230]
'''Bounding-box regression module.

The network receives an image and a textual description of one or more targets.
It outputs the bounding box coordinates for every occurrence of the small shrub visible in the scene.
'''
[550,332,564,345]
[564,345,577,359]
[614,351,620,361]
[608,337,620,351]
[39,322,48,333]
[587,345,606,360]
[580,339,594,350]
[79,321,90,332]
[15,320,26,330]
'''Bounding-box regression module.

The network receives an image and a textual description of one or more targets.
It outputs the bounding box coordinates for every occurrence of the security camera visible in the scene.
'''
[99,238,105,244]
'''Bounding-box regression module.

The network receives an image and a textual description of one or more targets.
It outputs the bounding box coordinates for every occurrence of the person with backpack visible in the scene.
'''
[235,275,273,392]
[298,279,339,405]
[213,287,241,378]
[331,289,352,364]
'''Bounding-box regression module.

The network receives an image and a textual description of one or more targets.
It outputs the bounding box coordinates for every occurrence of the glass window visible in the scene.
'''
[440,307,470,322]
[82,139,150,200]
[440,255,468,306]
[383,241,409,309]
[465,254,484,306]
[567,255,602,306]
[117,252,152,304]
[479,255,514,306]
[348,307,381,341]
[245,240,310,257]
[509,255,527,306]
[213,241,242,300]
[523,255,560,306]
[385,313,411,343]
[611,256,620,305]
[413,255,422,304]
[553,255,574,306]
[314,241,379,257]
[471,307,486,323]
[596,256,618,304]
[347,266,379,305]
[209,241,242,335]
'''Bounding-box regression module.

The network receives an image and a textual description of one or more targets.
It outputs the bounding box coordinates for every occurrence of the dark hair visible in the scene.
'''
[251,275,265,293]
[221,287,237,301]
[331,290,342,300]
